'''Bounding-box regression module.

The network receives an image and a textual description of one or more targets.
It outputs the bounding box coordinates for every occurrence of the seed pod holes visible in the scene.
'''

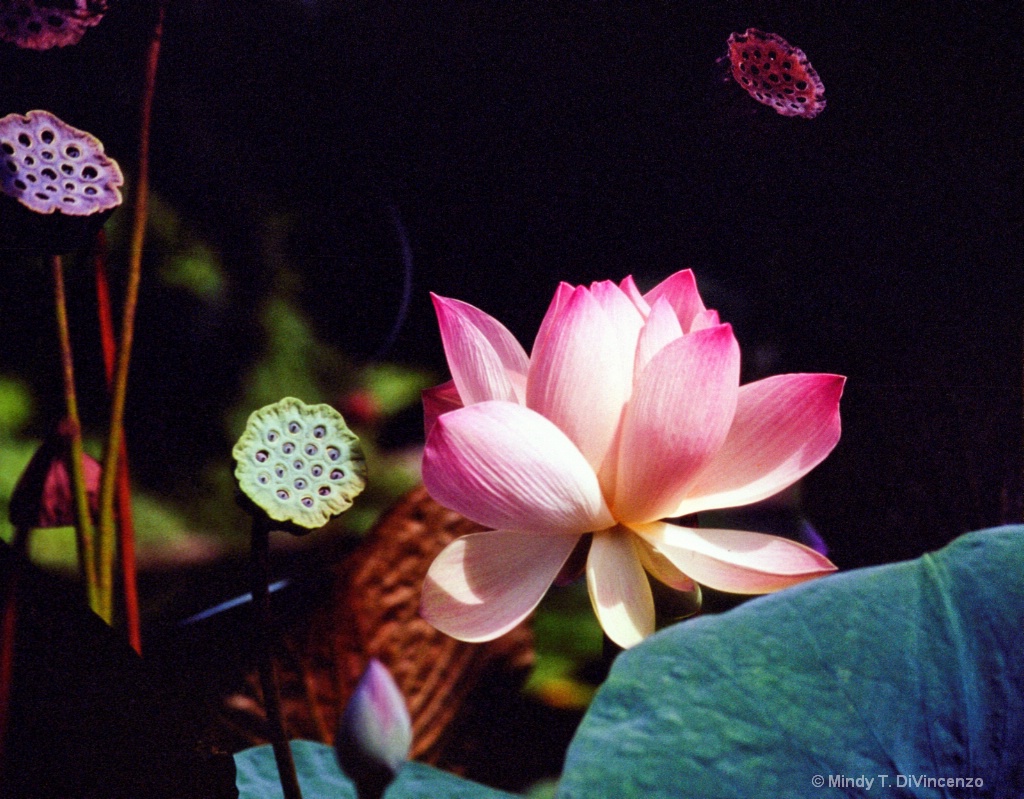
[233,397,367,530]
[0,110,123,216]
[0,0,108,50]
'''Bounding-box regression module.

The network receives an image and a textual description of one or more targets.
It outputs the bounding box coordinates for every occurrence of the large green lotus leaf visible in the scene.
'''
[235,742,518,799]
[385,761,521,798]
[557,528,1024,798]
[235,741,356,799]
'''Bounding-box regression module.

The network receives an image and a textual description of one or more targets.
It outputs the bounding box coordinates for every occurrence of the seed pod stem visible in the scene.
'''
[51,253,99,612]
[250,517,304,799]
[93,231,141,653]
[97,0,169,624]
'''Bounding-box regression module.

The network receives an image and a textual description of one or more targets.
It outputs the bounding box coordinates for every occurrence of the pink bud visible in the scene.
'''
[335,659,412,798]
[8,421,100,530]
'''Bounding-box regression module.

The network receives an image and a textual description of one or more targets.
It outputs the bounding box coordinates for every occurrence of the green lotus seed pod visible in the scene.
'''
[233,397,367,530]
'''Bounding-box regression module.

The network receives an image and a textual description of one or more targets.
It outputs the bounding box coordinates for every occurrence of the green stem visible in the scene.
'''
[251,518,304,799]
[94,232,142,653]
[96,0,168,622]
[51,253,99,612]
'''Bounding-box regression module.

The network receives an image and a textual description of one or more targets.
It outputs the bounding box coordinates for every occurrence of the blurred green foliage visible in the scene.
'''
[0,192,600,723]
[0,376,37,543]
[0,375,198,568]
[1,197,431,567]
[220,291,428,535]
[160,241,225,301]
[526,581,603,710]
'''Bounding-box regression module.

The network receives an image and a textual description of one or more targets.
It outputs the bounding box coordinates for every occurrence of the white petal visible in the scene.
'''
[590,280,647,363]
[421,530,579,641]
[630,532,697,592]
[586,529,655,648]
[634,522,837,593]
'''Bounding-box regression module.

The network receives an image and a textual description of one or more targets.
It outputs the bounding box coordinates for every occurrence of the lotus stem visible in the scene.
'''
[51,253,99,612]
[93,232,141,653]
[97,0,168,624]
[250,517,304,799]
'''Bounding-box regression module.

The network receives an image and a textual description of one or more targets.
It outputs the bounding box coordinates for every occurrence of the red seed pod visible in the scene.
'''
[726,28,826,119]
[0,1,108,51]
[8,420,101,530]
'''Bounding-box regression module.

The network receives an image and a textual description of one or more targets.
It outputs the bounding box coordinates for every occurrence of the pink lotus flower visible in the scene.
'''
[421,270,843,648]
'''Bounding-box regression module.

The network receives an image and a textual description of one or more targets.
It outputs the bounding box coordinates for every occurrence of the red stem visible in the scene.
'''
[0,529,29,786]
[94,231,141,654]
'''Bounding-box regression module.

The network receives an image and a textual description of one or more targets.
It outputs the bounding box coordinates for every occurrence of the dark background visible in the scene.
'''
[1,0,1021,570]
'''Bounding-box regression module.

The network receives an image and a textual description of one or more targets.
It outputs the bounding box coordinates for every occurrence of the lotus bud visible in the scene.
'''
[8,419,101,530]
[232,397,367,533]
[335,659,412,799]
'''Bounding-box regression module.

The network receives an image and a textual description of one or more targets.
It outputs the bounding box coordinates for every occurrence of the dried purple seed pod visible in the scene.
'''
[0,0,108,51]
[0,109,122,215]
[0,109,123,253]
